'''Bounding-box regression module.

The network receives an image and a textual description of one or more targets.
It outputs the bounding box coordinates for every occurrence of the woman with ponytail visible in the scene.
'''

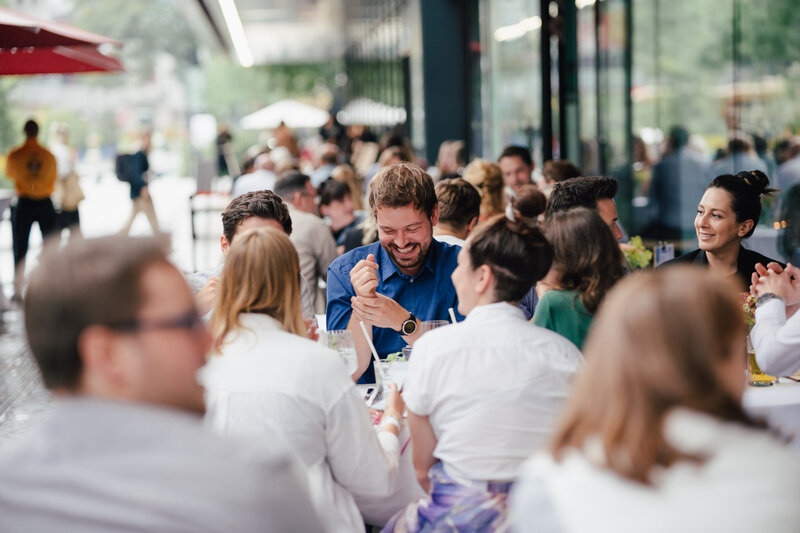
[663,170,781,290]
[384,213,583,533]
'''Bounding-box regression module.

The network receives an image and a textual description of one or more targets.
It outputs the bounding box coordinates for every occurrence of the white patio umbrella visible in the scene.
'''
[336,98,407,126]
[239,99,330,130]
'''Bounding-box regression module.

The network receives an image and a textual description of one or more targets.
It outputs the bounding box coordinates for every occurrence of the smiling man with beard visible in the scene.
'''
[327,163,463,382]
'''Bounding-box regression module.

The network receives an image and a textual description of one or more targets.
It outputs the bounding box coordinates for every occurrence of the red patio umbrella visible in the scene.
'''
[0,7,121,48]
[0,45,124,76]
[0,6,123,75]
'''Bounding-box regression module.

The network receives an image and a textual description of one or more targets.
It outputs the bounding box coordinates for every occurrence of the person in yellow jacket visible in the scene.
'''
[5,119,57,301]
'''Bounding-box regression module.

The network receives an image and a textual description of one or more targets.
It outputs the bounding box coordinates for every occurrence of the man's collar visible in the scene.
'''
[377,239,438,282]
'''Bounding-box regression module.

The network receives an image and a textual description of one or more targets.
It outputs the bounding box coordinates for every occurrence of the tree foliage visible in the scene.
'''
[71,0,200,82]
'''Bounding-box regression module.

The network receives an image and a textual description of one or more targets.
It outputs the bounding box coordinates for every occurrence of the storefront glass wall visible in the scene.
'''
[632,0,800,257]
[481,0,543,167]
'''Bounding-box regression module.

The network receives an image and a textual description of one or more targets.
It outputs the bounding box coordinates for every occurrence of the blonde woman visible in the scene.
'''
[463,158,505,221]
[202,227,408,532]
[332,163,365,211]
[512,267,800,533]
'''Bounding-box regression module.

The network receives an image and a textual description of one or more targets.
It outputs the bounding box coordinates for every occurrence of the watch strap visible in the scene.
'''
[756,292,783,308]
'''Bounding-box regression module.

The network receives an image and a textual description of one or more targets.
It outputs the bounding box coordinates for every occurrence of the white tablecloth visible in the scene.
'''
[743,379,800,451]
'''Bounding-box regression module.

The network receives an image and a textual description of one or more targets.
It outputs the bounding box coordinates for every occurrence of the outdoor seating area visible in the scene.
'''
[1,1,800,532]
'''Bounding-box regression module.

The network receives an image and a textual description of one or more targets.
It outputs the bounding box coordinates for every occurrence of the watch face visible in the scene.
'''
[402,319,416,335]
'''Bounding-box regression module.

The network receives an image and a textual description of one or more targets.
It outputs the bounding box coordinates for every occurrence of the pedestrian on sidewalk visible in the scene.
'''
[121,131,160,235]
[5,119,58,301]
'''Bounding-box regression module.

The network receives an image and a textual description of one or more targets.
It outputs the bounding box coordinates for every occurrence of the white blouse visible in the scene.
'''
[201,313,400,533]
[511,409,800,533]
[751,298,800,376]
[402,302,583,482]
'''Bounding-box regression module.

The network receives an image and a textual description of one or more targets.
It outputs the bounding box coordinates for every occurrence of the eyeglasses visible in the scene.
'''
[108,309,205,334]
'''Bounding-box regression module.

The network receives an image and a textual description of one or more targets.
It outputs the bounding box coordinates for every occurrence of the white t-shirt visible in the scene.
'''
[403,301,583,482]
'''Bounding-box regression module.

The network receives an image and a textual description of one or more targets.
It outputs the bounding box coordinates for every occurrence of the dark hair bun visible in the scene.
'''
[512,184,547,219]
[737,170,774,198]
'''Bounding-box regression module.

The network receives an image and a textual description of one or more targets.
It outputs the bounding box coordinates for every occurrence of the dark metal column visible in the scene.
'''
[558,0,580,163]
[622,0,634,230]
[419,0,470,164]
[540,0,553,162]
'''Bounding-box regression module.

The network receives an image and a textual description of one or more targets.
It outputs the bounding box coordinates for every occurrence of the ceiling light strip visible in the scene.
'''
[217,0,253,67]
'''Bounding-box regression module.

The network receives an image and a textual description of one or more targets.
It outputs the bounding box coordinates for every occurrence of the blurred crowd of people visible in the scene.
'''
[2,113,800,532]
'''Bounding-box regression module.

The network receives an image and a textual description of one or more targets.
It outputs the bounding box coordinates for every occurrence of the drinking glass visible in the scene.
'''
[319,330,358,374]
[401,345,413,360]
[746,335,778,387]
[419,320,448,336]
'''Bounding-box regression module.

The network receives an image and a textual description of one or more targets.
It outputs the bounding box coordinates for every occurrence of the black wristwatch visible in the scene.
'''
[398,313,417,336]
[756,292,783,308]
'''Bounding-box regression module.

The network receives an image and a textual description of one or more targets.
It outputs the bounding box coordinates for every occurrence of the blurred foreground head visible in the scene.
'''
[550,266,748,483]
[25,236,210,413]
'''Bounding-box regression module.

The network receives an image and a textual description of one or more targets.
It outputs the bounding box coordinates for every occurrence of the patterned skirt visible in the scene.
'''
[382,463,513,533]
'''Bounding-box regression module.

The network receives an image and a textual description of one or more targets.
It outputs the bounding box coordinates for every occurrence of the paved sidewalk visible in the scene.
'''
[0,308,50,443]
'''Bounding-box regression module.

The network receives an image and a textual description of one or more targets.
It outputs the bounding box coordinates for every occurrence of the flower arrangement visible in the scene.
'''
[623,236,653,270]
[742,292,756,330]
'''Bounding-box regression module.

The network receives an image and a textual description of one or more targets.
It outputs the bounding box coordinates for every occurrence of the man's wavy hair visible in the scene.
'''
[368,162,437,219]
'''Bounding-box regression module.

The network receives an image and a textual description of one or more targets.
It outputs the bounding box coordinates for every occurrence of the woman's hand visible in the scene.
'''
[755,262,800,306]
[383,383,405,420]
[304,318,319,342]
[380,383,405,437]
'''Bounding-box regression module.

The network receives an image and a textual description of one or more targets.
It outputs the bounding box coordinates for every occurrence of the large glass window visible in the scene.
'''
[630,0,800,258]
[482,0,543,166]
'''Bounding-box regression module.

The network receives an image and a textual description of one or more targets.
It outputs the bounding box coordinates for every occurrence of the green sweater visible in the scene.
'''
[532,289,593,350]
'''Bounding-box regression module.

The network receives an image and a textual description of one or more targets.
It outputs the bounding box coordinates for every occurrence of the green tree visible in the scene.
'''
[71,0,200,82]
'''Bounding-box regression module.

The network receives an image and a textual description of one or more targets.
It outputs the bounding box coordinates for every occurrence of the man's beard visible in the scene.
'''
[384,240,431,271]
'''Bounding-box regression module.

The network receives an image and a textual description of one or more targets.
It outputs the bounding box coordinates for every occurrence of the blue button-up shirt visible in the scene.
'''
[326,239,463,380]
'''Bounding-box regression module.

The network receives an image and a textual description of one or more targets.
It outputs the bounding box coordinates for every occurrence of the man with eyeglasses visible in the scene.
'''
[0,235,325,532]
[275,171,338,314]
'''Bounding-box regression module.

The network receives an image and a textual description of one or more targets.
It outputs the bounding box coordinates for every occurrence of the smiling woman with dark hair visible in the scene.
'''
[663,170,781,290]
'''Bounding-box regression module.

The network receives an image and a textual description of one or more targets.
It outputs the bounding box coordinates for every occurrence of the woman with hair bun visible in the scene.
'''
[383,213,583,533]
[663,170,781,290]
